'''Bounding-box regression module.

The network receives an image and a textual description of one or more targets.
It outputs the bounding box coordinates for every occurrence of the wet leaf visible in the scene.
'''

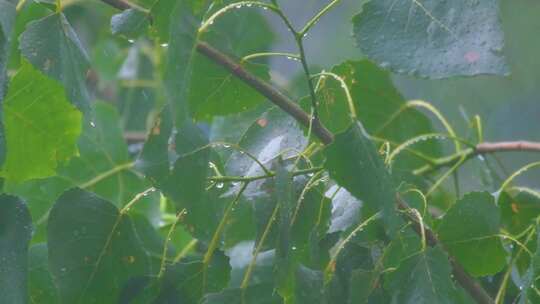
[324,122,401,234]
[353,0,509,78]
[0,194,32,304]
[47,188,153,303]
[1,61,81,182]
[437,192,506,276]
[20,12,92,114]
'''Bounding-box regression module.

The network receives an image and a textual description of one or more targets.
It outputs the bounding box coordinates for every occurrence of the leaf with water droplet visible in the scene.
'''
[324,122,401,235]
[111,8,150,40]
[19,12,92,114]
[353,0,509,78]
[47,188,153,303]
[386,246,469,303]
[437,192,506,276]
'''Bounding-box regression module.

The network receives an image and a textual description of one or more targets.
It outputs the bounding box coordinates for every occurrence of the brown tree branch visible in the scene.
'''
[100,0,131,10]
[196,42,334,145]
[415,140,540,176]
[100,1,493,303]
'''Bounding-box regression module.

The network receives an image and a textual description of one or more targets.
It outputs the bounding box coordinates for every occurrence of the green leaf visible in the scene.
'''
[149,0,176,42]
[111,8,150,39]
[226,107,307,175]
[47,188,153,303]
[353,0,509,78]
[124,253,231,303]
[28,244,59,303]
[190,57,270,120]
[0,0,16,168]
[189,6,274,120]
[274,160,295,298]
[136,106,174,187]
[1,61,82,182]
[150,0,208,43]
[306,60,440,181]
[0,194,32,304]
[0,0,15,99]
[117,42,156,131]
[59,102,158,219]
[295,266,326,304]
[202,283,283,304]
[19,12,92,114]
[386,247,462,304]
[325,242,374,304]
[520,227,540,304]
[164,0,201,124]
[324,122,401,234]
[349,269,378,304]
[138,107,225,241]
[313,60,437,153]
[499,189,540,235]
[4,177,71,243]
[437,191,506,277]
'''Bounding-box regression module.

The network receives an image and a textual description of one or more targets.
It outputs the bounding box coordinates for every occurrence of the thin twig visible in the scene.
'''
[100,0,131,10]
[196,42,334,144]
[415,141,540,176]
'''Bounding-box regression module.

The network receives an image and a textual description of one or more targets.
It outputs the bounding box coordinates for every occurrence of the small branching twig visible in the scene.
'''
[415,141,540,176]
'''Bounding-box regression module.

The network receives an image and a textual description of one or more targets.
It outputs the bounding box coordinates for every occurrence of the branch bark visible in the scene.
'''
[196,42,334,145]
[415,141,540,175]
[100,0,131,10]
[100,1,494,303]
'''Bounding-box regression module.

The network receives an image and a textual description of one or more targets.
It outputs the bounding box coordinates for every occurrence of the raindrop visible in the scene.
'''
[216,183,224,189]
[90,121,96,127]
[160,43,169,47]
[128,39,135,44]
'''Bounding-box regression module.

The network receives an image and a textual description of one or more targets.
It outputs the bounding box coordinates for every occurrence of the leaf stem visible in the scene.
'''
[158,209,187,278]
[208,166,323,183]
[494,227,536,303]
[240,204,280,289]
[295,36,319,118]
[16,0,28,12]
[198,1,279,33]
[203,182,248,265]
[241,52,300,62]
[312,71,356,120]
[79,162,135,189]
[324,211,381,282]
[300,0,341,36]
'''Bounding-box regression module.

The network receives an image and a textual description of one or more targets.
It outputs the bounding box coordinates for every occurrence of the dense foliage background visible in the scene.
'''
[0,0,540,303]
